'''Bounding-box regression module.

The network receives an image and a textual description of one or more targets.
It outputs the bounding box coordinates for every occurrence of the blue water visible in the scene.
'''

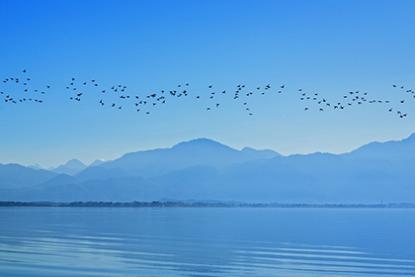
[0,208,414,276]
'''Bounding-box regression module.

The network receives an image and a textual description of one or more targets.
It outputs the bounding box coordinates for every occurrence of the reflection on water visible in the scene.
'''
[0,208,414,276]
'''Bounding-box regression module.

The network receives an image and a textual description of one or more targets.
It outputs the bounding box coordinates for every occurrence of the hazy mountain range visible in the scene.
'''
[1,135,414,203]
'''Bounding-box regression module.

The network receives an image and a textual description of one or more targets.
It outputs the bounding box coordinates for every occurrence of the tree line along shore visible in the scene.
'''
[0,201,414,208]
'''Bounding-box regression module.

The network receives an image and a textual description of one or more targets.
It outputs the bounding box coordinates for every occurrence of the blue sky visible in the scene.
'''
[1,0,415,167]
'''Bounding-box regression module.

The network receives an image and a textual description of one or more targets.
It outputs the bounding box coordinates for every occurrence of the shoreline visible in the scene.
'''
[0,201,414,209]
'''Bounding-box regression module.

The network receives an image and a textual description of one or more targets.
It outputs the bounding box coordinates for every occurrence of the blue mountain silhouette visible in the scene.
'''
[0,135,414,202]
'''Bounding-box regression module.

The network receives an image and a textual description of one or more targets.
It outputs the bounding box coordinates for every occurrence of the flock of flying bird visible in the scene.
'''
[0,69,413,119]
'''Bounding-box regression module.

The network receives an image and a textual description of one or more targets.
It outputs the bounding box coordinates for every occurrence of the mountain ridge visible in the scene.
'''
[1,134,414,202]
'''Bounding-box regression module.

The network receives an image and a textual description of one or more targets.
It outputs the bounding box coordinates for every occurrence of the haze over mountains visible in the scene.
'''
[51,159,87,176]
[0,135,414,203]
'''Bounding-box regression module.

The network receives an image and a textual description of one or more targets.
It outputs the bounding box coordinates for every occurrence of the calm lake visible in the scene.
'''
[0,207,414,276]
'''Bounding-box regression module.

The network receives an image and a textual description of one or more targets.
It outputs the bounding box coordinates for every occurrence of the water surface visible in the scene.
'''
[0,208,414,276]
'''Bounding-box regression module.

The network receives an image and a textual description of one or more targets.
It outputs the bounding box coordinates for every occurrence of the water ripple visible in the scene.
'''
[0,208,414,276]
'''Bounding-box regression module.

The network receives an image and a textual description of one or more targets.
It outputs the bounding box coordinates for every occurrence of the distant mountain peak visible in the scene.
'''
[241,147,280,159]
[64,159,86,167]
[172,138,234,150]
[52,159,87,176]
[242,146,279,154]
